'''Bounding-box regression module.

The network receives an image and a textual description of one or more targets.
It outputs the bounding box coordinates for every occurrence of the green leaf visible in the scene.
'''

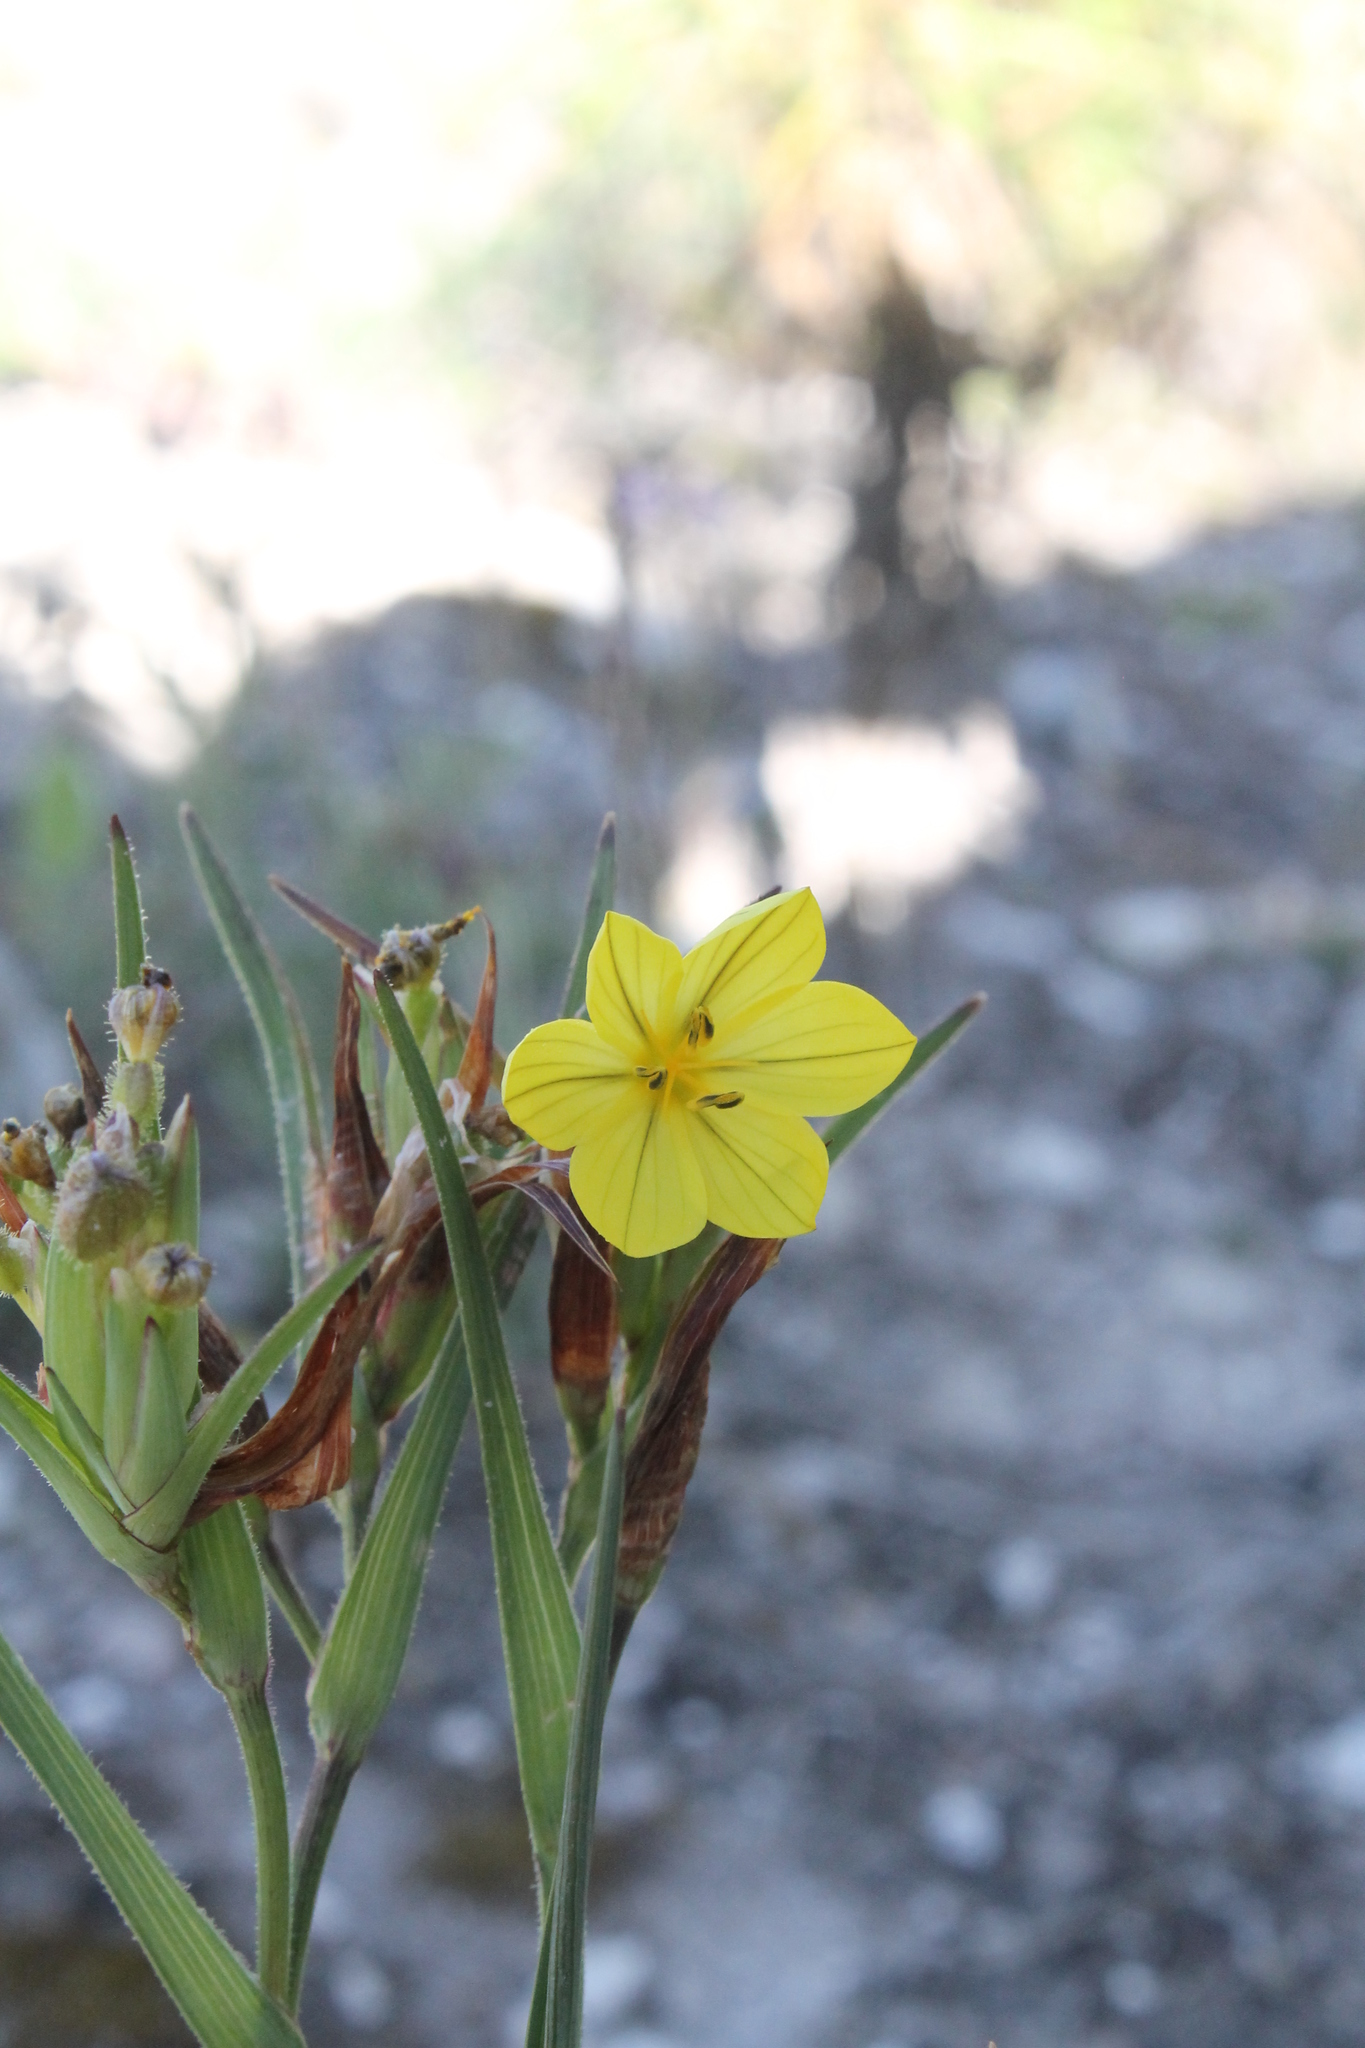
[560,814,615,1019]
[125,1241,375,1551]
[44,1240,106,1437]
[179,806,324,1304]
[0,1624,303,2048]
[541,1402,624,2046]
[110,814,147,988]
[0,1367,181,1605]
[823,992,984,1167]
[374,972,581,1881]
[43,1363,134,1514]
[309,1315,472,1765]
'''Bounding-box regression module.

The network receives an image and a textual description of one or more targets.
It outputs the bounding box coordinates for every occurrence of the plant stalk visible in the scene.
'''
[246,1503,323,1665]
[226,1683,292,2006]
[288,1745,357,2012]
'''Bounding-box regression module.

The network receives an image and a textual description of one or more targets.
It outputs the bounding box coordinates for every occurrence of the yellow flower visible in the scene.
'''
[501,889,916,1257]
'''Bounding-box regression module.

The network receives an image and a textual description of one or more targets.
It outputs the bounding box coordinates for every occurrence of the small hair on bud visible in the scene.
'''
[374,909,478,990]
[134,1242,212,1309]
[108,975,181,1062]
[0,1121,55,1190]
[55,1147,153,1262]
[109,1059,158,1127]
[43,1083,88,1146]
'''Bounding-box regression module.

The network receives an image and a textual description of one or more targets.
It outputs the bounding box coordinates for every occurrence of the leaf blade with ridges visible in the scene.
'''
[374,971,581,1881]
[0,1625,303,2048]
[179,807,323,1303]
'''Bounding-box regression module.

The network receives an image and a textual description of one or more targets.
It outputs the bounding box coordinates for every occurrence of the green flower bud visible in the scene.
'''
[107,965,181,1062]
[42,1084,87,1146]
[133,1243,212,1310]
[56,1146,153,1263]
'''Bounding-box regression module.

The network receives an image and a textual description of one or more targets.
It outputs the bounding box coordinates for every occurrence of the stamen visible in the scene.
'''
[636,1066,667,1091]
[694,1091,743,1110]
[687,1007,715,1048]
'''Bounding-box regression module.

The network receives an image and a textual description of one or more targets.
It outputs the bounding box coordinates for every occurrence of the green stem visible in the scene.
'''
[254,1523,323,1666]
[226,1683,291,2006]
[288,1746,356,2013]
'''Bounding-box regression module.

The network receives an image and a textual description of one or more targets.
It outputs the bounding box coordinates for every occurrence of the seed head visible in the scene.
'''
[55,1144,153,1262]
[0,1120,55,1190]
[133,1241,212,1309]
[43,1084,88,1146]
[375,908,479,990]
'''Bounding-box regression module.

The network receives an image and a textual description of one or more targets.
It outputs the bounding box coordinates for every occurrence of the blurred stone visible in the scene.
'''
[983,1536,1061,1620]
[921,1786,1005,1872]
[430,1704,503,1774]
[1307,1198,1365,1264]
[667,1698,726,1755]
[1050,957,1156,1039]
[1104,1960,1161,2018]
[583,1936,654,2029]
[1298,1713,1365,1810]
[941,894,1069,973]
[1090,889,1213,974]
[328,1952,394,2032]
[1153,1250,1271,1333]
[51,1674,129,1745]
[989,1121,1112,1205]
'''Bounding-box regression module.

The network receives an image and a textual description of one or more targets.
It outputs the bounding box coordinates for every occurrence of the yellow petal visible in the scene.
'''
[705,982,915,1115]
[501,1019,635,1149]
[586,912,684,1059]
[688,1099,829,1239]
[570,1096,707,1257]
[675,888,825,1033]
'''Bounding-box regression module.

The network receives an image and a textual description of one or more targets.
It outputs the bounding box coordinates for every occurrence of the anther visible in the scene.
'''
[695,1091,744,1110]
[686,1007,715,1048]
[635,1066,666,1090]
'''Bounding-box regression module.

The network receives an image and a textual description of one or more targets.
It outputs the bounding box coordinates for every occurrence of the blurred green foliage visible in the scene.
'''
[436,0,1327,391]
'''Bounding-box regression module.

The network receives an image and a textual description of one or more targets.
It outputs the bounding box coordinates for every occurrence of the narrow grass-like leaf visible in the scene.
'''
[0,1625,303,2048]
[309,1315,472,1763]
[0,1368,180,1602]
[542,1402,624,2046]
[179,806,323,1303]
[823,992,984,1166]
[125,1242,374,1551]
[560,815,615,1020]
[110,814,147,987]
[43,1364,134,1514]
[374,972,580,1880]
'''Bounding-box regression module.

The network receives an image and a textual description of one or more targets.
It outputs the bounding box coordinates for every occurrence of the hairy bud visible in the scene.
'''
[374,908,479,991]
[0,1120,55,1190]
[133,1242,212,1309]
[56,1146,153,1262]
[108,964,181,1061]
[43,1083,88,1146]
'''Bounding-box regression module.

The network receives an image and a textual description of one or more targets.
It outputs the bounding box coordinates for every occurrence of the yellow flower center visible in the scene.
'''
[632,1006,744,1114]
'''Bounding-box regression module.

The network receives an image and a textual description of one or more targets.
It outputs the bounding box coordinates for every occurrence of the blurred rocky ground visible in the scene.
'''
[5,494,1365,2046]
